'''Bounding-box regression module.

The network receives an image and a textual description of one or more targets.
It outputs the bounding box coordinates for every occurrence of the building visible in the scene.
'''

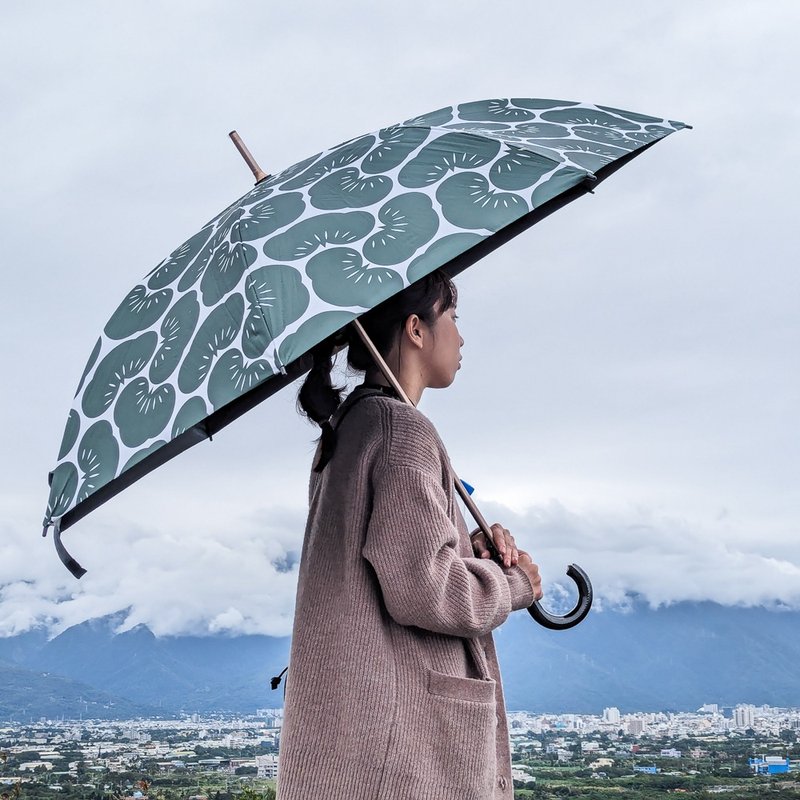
[749,757,789,775]
[627,719,646,735]
[256,754,279,779]
[734,705,755,729]
[603,707,621,725]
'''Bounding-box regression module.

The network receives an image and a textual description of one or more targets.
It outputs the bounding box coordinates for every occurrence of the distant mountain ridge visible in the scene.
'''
[1,601,799,720]
[496,601,800,713]
[0,660,155,720]
[0,614,291,719]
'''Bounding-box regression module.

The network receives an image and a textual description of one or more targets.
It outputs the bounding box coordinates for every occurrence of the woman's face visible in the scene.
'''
[423,302,464,389]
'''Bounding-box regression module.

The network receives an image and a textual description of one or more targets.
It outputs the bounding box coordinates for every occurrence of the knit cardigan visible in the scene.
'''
[277,386,535,800]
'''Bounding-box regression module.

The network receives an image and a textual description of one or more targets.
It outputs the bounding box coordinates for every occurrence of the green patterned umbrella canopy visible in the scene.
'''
[43,98,687,576]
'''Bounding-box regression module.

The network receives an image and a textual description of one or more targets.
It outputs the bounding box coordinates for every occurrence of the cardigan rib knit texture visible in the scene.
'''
[277,386,535,800]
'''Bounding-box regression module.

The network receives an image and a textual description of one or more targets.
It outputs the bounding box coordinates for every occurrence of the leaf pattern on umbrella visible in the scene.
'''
[229,193,306,241]
[208,349,273,410]
[363,193,439,266]
[58,410,81,461]
[512,122,571,139]
[263,212,375,261]
[403,106,453,127]
[45,462,79,524]
[309,168,393,210]
[82,332,158,418]
[437,173,529,231]
[46,98,688,530]
[407,232,486,282]
[147,225,215,290]
[150,291,201,384]
[398,133,501,188]
[178,294,244,394]
[104,285,173,340]
[74,337,102,398]
[362,126,430,174]
[122,440,167,473]
[444,122,512,133]
[278,310,358,368]
[172,396,208,438]
[280,135,376,190]
[572,125,640,150]
[540,108,641,130]
[114,378,176,448]
[254,152,321,192]
[76,421,119,504]
[458,99,537,121]
[629,125,675,143]
[531,166,591,209]
[242,265,309,358]
[199,240,258,306]
[306,248,403,308]
[490,147,556,191]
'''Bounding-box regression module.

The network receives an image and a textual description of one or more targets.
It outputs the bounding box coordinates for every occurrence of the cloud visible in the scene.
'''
[0,504,307,638]
[2,494,798,640]
[473,499,800,612]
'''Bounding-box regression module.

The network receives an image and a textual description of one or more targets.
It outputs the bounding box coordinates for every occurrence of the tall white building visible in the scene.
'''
[603,707,621,724]
[627,719,646,735]
[734,705,755,728]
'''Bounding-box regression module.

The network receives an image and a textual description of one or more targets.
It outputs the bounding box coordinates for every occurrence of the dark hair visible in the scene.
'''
[297,269,457,428]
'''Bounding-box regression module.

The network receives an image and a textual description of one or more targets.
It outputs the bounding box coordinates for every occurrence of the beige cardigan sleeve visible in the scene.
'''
[362,414,534,637]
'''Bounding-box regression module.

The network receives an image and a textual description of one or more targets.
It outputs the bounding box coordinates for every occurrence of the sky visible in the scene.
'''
[1,0,798,638]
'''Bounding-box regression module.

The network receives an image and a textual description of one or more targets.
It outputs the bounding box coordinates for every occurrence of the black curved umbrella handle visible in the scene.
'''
[527,563,593,630]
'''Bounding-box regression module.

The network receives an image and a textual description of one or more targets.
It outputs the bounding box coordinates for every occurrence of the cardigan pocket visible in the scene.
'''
[427,669,496,703]
[377,669,497,800]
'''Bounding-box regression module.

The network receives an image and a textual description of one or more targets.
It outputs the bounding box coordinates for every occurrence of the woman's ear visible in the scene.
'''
[403,314,425,350]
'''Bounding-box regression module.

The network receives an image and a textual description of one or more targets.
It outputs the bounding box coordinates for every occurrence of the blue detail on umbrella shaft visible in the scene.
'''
[461,479,474,496]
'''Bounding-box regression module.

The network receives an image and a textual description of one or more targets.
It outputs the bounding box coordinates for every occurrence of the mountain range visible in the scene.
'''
[1,601,799,720]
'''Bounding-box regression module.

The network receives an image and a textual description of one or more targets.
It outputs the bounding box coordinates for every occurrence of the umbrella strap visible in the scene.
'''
[43,518,87,579]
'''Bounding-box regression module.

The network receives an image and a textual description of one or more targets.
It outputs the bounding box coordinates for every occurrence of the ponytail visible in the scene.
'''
[297,335,344,472]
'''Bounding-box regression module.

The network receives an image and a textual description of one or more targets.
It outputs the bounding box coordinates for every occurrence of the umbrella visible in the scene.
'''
[43,97,687,627]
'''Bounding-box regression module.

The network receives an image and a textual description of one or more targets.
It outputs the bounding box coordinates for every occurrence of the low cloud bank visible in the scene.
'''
[477,500,800,612]
[2,498,798,639]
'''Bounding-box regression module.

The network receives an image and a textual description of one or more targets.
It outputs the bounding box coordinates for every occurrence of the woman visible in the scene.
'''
[277,270,543,800]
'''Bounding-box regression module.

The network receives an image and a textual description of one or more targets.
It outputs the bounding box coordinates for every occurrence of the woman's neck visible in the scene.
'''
[363,368,424,406]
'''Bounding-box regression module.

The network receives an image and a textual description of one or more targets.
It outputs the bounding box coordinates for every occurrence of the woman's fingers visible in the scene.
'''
[517,551,544,600]
[471,524,520,569]
[490,523,519,568]
[472,532,492,559]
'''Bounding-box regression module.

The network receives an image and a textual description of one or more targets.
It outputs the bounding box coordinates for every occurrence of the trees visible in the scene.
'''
[236,788,275,800]
[779,729,796,745]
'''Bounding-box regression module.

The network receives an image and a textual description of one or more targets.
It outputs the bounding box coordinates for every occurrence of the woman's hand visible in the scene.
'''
[516,550,544,601]
[471,523,519,568]
[471,525,543,601]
